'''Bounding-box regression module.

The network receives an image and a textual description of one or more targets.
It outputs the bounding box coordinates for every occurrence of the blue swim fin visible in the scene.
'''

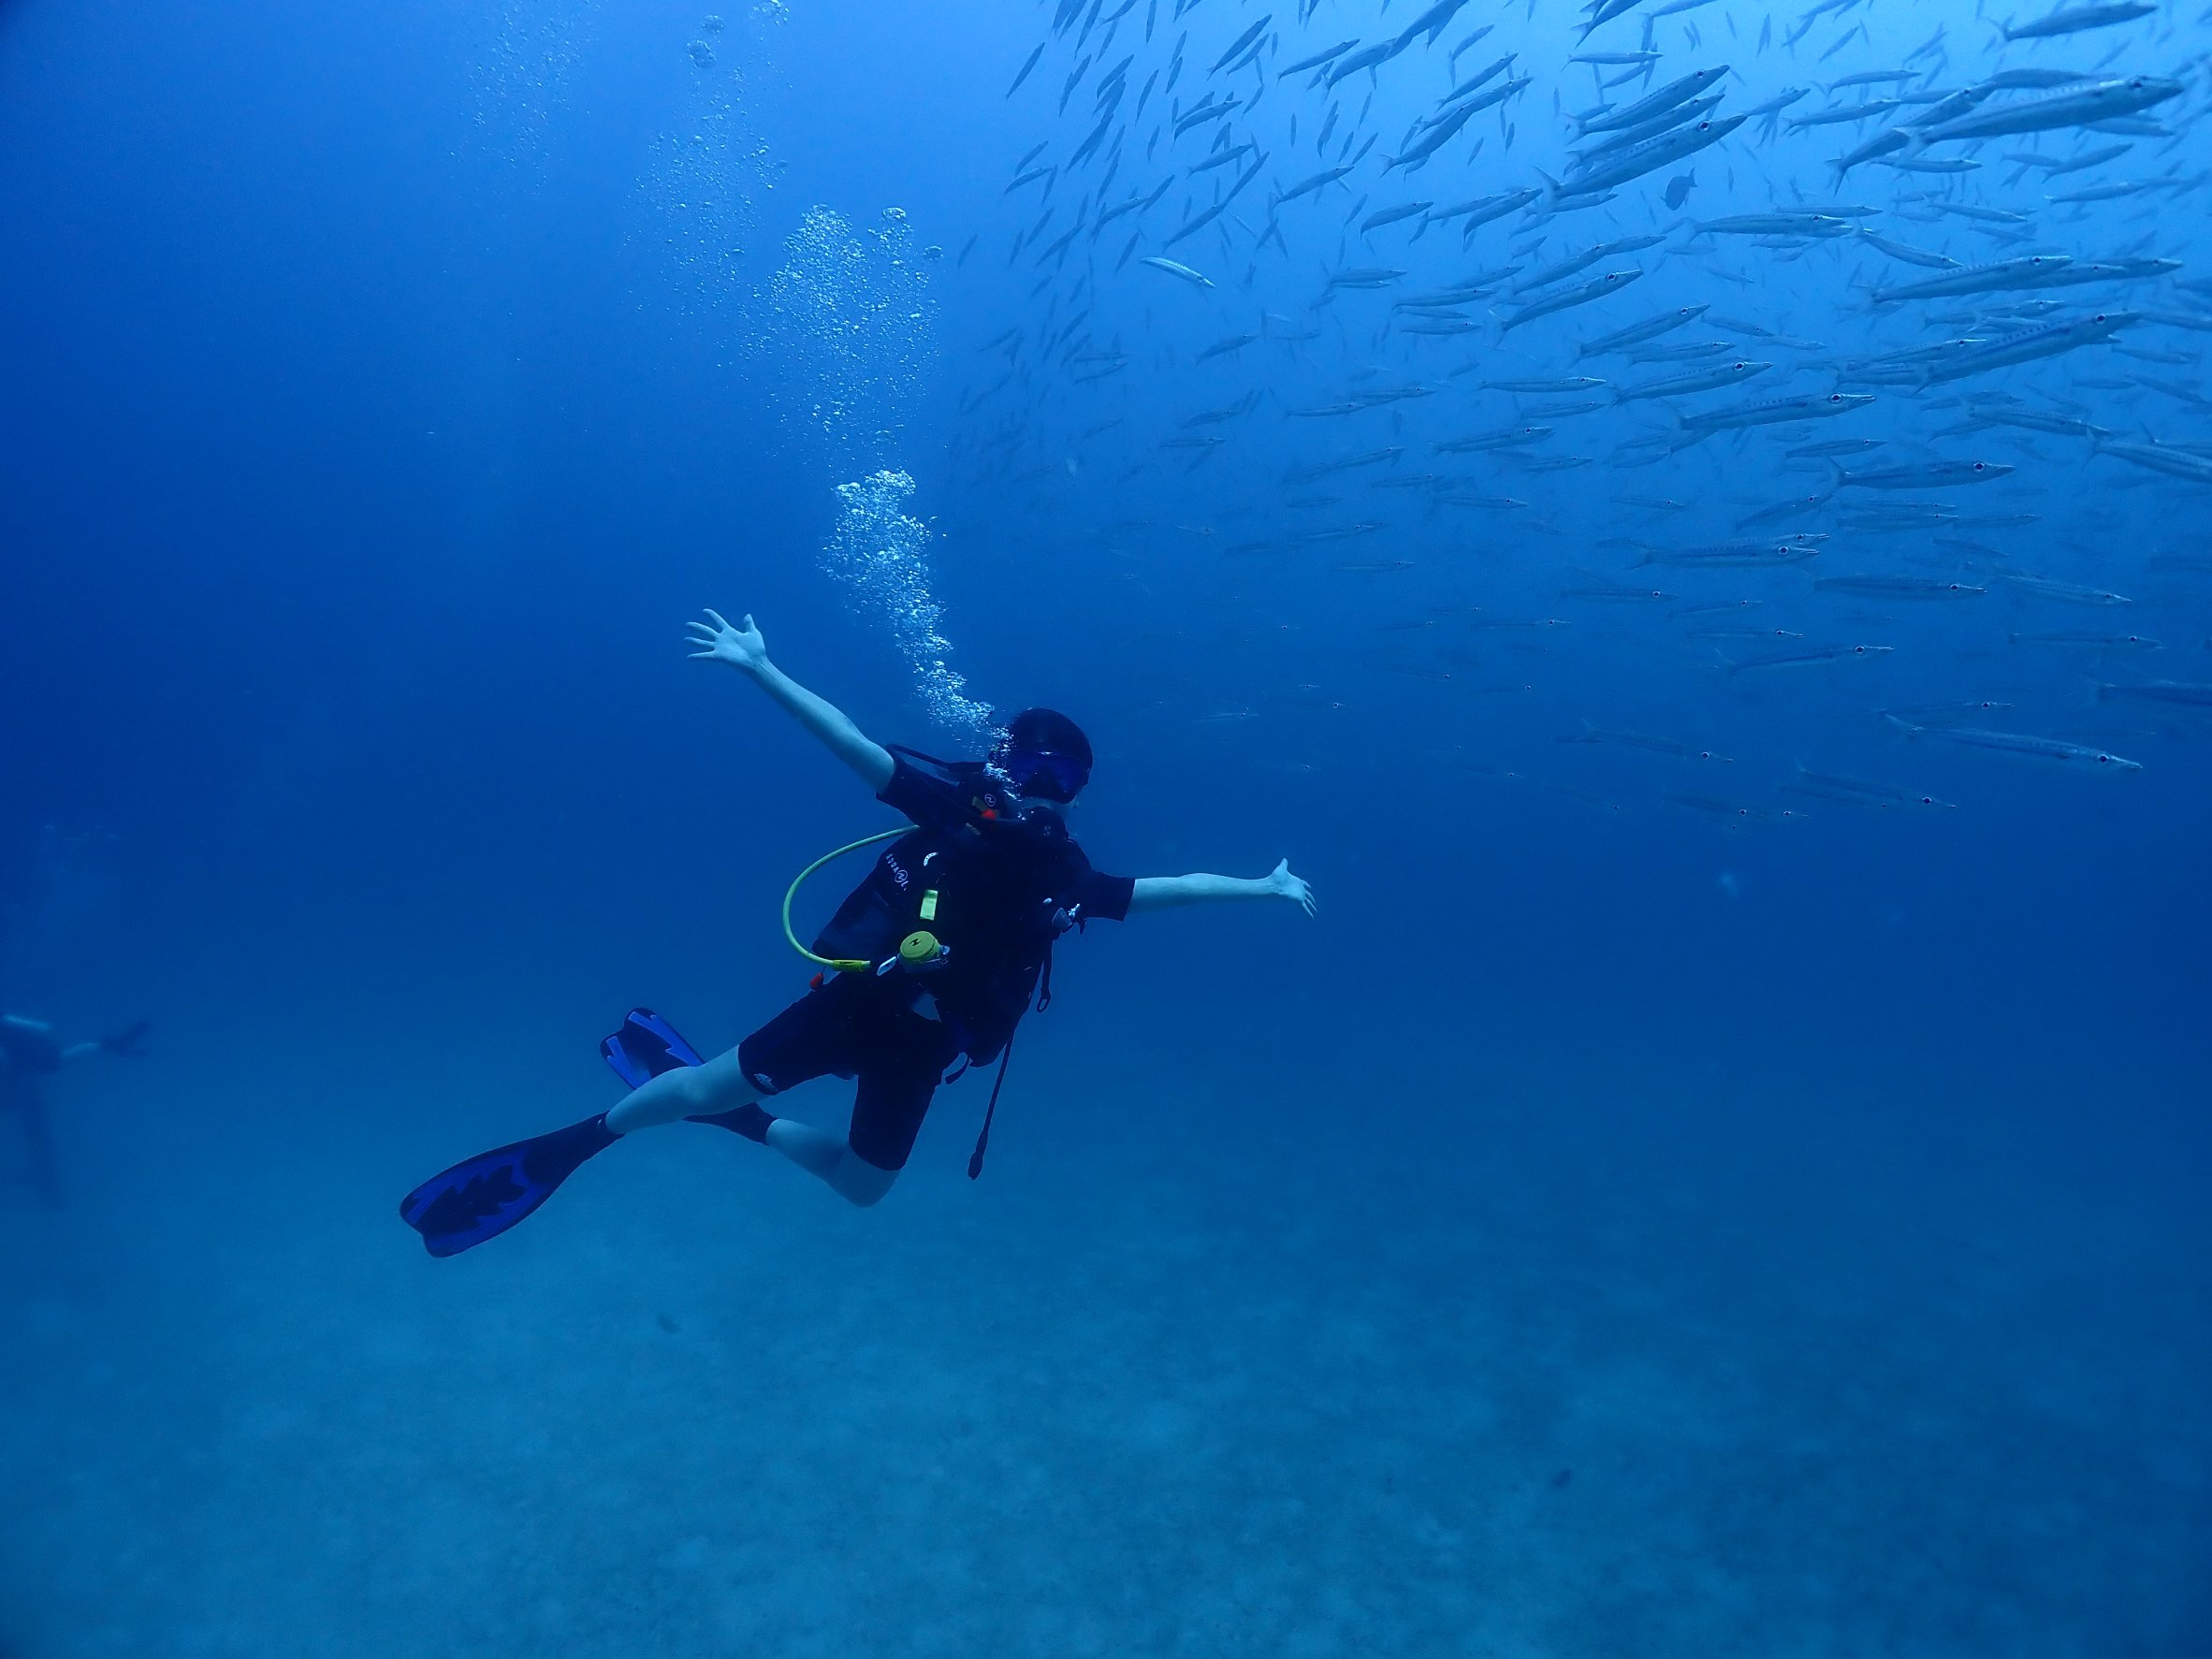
[601,1008,704,1090]
[399,1114,617,1258]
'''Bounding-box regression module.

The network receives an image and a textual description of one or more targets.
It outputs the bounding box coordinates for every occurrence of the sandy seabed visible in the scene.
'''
[2,1024,2205,1658]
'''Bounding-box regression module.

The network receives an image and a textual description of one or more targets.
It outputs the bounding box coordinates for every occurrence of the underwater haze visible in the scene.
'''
[3,0,2209,1651]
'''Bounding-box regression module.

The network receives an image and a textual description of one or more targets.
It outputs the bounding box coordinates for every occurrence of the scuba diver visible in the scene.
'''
[0,1011,150,1204]
[401,608,1316,1257]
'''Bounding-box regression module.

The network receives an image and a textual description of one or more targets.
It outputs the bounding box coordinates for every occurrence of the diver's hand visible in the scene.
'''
[1267,859,1317,917]
[99,1020,151,1059]
[687,609,770,675]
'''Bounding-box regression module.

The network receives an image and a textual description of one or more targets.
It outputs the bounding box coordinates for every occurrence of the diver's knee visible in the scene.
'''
[832,1154,898,1207]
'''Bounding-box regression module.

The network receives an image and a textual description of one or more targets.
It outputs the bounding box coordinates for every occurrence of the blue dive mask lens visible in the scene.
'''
[997,747,1086,803]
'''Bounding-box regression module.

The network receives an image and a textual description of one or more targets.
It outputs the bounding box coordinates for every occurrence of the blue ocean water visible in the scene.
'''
[2,0,2208,1652]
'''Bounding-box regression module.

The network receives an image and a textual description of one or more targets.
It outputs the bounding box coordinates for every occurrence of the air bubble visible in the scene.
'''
[824,472,994,742]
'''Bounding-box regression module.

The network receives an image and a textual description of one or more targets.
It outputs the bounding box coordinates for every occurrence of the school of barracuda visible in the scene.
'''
[949,0,2212,812]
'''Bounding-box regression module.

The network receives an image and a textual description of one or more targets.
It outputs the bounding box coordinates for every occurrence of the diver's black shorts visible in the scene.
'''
[736,975,965,1171]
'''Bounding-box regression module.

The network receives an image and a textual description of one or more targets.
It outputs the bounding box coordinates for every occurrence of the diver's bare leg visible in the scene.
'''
[603,1046,895,1205]
[762,1119,897,1206]
[604,1046,760,1134]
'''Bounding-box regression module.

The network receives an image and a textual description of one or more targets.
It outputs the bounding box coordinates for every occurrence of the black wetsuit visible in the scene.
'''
[735,756,1134,1171]
[0,1019,66,1203]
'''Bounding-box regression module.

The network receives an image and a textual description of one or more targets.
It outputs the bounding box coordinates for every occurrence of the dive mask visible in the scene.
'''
[992,746,1087,803]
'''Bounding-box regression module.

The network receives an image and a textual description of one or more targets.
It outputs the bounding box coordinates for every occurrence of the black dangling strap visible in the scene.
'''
[967,1036,1015,1180]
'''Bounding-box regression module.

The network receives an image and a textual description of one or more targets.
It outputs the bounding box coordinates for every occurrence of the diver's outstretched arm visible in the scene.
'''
[60,1020,152,1063]
[686,609,895,791]
[4,1014,148,1067]
[1129,859,1317,916]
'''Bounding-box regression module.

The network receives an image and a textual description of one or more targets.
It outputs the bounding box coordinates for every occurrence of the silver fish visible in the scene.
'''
[1885,717,2142,770]
[2001,1,2157,40]
[1562,720,1734,761]
[2007,631,2161,649]
[1612,359,1771,402]
[1501,269,1643,333]
[1859,230,1960,269]
[1510,235,1664,294]
[1791,99,1908,130]
[1139,255,1214,286]
[1635,534,1826,568]
[1277,38,1358,77]
[1833,458,2014,489]
[1726,642,1895,673]
[2001,575,2131,604]
[1554,114,1748,196]
[1791,765,1956,808]
[1910,76,2182,145]
[1575,65,1731,135]
[1695,212,1860,237]
[2092,438,2212,484]
[1276,166,1354,203]
[1576,94,1726,162]
[1870,255,2075,303]
[1576,303,1710,359]
[1924,312,2135,383]
[2092,680,2212,707]
[1361,201,1433,232]
[1480,376,1608,393]
[1433,424,1552,453]
[1679,391,1876,434]
[1814,576,1987,599]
